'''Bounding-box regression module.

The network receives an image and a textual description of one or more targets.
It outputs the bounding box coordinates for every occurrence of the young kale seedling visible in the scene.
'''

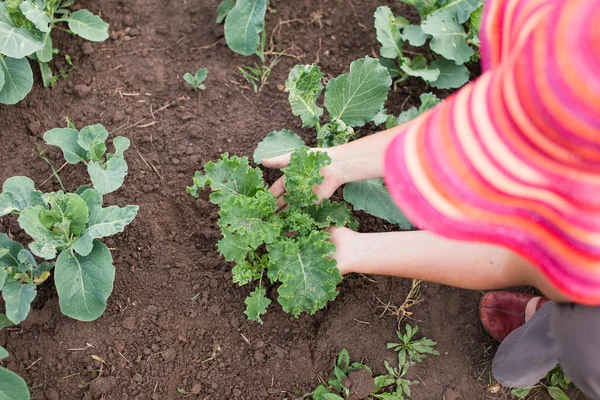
[0,0,109,105]
[374,2,481,90]
[0,123,138,326]
[0,346,30,399]
[183,68,208,91]
[188,147,357,323]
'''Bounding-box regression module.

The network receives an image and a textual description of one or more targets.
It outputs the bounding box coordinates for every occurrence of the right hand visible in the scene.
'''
[262,149,348,211]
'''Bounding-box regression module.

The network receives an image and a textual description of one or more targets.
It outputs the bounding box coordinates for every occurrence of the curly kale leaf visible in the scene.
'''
[187,153,264,204]
[270,231,342,317]
[244,287,271,324]
[283,147,331,208]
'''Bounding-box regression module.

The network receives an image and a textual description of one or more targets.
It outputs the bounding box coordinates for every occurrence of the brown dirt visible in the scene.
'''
[0,1,589,400]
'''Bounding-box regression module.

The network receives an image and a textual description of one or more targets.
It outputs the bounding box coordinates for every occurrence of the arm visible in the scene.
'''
[331,227,571,302]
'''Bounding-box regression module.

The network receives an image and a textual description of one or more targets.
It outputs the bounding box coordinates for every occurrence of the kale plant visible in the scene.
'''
[0,0,109,105]
[217,0,267,57]
[0,123,138,325]
[187,148,357,323]
[254,57,440,229]
[374,0,482,90]
[0,346,29,400]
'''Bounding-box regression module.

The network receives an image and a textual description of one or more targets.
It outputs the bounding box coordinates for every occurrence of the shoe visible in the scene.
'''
[479,291,549,342]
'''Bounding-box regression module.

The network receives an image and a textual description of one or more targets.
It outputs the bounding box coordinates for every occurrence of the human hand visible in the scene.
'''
[262,149,349,211]
[327,226,359,275]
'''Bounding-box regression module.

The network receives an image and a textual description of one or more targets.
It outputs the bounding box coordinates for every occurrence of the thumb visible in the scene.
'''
[261,152,292,169]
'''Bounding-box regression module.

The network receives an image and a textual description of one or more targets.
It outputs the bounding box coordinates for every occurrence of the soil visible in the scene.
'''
[0,1,589,400]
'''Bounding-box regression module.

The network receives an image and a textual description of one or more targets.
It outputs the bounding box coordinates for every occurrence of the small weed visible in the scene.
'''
[512,365,572,400]
[311,324,439,399]
[239,31,282,93]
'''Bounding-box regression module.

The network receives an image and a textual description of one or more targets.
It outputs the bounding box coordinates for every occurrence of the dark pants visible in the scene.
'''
[492,302,600,398]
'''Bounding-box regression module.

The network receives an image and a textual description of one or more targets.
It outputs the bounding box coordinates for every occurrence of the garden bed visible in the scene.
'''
[0,0,549,399]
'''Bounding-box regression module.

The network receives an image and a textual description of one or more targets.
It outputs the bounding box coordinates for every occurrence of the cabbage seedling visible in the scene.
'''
[0,123,138,326]
[0,0,109,105]
[183,68,207,91]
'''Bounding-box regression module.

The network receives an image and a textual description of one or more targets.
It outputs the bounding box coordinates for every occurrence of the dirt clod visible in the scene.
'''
[89,376,117,397]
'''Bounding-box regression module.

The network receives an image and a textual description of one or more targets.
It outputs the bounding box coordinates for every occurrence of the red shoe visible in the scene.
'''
[479,292,550,342]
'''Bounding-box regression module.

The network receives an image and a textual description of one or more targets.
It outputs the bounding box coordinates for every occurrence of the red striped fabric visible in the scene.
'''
[384,0,600,305]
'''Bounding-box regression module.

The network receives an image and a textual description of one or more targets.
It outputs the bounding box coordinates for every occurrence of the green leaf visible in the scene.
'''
[0,233,24,268]
[343,179,412,229]
[73,190,138,257]
[244,287,271,324]
[418,92,441,111]
[216,0,235,24]
[67,10,109,42]
[374,6,403,59]
[19,1,50,32]
[2,281,36,324]
[313,385,344,400]
[88,157,128,195]
[253,129,305,164]
[397,107,419,125]
[54,240,114,321]
[421,10,474,64]
[35,31,52,62]
[280,206,318,235]
[0,269,6,289]
[272,231,342,317]
[374,375,396,391]
[40,192,89,236]
[189,154,264,204]
[0,346,7,360]
[317,120,354,148]
[324,57,392,127]
[0,62,4,92]
[232,259,264,286]
[0,56,33,105]
[337,349,350,372]
[438,0,482,24]
[218,189,281,250]
[304,199,357,230]
[0,176,44,216]
[0,367,30,400]
[400,56,440,82]
[112,136,130,157]
[44,128,88,164]
[0,20,43,58]
[400,0,438,18]
[429,58,469,89]
[18,205,67,259]
[285,64,324,127]
[547,387,569,400]
[510,387,532,399]
[217,230,251,263]
[224,0,267,56]
[78,124,109,160]
[401,24,429,46]
[0,315,11,330]
[283,147,331,208]
[38,61,52,87]
[470,5,483,33]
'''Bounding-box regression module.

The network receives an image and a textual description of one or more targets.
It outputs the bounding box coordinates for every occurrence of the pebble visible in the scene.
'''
[122,316,136,330]
[162,347,177,362]
[27,121,42,135]
[233,388,242,397]
[129,28,140,37]
[133,373,143,383]
[89,376,117,396]
[192,383,202,394]
[45,388,59,400]
[81,42,95,55]
[180,112,194,121]
[171,158,180,165]
[123,14,134,26]
[73,84,91,98]
[254,351,265,362]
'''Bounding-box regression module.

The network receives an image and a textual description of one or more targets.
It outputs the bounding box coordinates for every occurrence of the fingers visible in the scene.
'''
[268,177,287,211]
[261,152,292,169]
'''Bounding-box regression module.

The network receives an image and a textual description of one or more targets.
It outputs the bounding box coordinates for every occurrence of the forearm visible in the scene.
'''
[339,230,537,290]
[328,124,404,184]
